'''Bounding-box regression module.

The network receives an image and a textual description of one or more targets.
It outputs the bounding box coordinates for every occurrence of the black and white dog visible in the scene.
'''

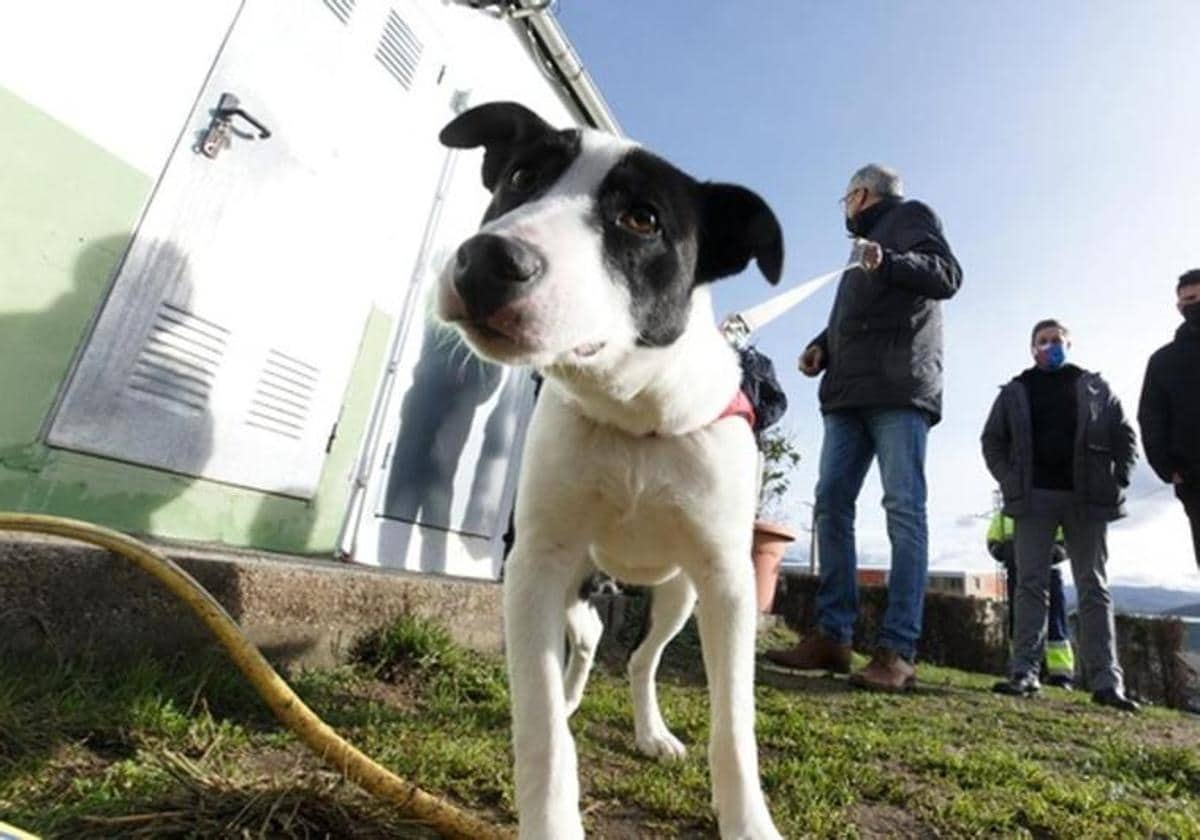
[436,102,784,840]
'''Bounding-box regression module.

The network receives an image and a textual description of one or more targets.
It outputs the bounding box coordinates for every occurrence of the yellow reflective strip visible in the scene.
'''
[1045,642,1076,674]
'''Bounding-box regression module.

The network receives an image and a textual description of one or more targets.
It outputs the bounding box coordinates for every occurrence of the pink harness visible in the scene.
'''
[716,389,757,430]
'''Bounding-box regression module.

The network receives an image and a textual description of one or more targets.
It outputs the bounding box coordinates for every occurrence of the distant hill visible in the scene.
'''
[1064,585,1200,617]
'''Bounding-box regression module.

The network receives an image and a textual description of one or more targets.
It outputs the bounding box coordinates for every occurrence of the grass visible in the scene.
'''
[0,616,1197,838]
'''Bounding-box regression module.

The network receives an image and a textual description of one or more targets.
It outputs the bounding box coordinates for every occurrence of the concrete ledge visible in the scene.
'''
[1104,614,1198,712]
[774,570,1009,675]
[776,569,1199,711]
[0,536,503,668]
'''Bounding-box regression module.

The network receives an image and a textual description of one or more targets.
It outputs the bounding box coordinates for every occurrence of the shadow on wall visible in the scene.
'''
[245,489,319,562]
[0,237,255,664]
[0,235,131,455]
[52,236,217,533]
[381,321,502,573]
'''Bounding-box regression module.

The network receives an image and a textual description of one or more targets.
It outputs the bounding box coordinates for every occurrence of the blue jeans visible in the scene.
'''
[814,408,929,661]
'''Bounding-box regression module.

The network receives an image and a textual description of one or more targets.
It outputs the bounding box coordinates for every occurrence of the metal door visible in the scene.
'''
[49,0,454,498]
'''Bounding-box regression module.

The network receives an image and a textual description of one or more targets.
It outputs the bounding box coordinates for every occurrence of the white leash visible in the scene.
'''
[721,261,861,348]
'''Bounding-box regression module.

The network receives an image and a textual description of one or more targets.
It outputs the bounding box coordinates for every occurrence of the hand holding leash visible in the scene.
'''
[855,239,884,272]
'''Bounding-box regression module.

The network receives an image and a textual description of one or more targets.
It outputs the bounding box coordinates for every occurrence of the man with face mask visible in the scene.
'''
[764,164,962,691]
[981,319,1139,711]
[1137,269,1200,570]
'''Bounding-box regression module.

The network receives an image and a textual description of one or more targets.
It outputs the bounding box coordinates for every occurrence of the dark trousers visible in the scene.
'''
[1180,486,1200,570]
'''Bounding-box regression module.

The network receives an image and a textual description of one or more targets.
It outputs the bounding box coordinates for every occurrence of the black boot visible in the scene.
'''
[1043,674,1074,691]
[1091,688,1140,713]
[992,676,1040,697]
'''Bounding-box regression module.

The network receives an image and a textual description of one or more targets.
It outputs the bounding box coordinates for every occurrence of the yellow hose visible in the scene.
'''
[0,512,511,840]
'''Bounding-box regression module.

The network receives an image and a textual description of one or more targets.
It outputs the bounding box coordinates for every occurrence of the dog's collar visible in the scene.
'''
[644,389,755,437]
[716,389,757,430]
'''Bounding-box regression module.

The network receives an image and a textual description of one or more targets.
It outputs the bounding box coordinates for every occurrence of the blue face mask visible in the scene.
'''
[1036,342,1068,370]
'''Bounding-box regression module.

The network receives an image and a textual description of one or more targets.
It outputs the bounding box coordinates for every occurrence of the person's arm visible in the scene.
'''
[1107,385,1138,487]
[980,392,1012,485]
[1137,357,1175,483]
[878,202,963,300]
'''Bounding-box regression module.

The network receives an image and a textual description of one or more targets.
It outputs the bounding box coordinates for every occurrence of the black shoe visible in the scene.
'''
[1044,674,1074,691]
[993,677,1040,697]
[1092,688,1140,713]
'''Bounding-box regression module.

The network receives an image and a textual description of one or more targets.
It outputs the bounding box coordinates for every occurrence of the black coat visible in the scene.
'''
[981,370,1137,521]
[1138,321,1200,489]
[809,198,962,424]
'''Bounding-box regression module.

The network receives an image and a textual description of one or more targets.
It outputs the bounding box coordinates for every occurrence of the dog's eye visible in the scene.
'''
[508,167,536,192]
[617,206,660,236]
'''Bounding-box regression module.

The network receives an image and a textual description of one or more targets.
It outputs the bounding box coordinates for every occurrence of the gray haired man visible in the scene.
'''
[765,164,962,691]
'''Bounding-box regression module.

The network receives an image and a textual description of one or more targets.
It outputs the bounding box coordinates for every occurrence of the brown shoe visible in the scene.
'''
[848,647,916,692]
[763,633,852,674]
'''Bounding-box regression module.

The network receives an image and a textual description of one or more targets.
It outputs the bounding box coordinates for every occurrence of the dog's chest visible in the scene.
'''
[532,403,756,565]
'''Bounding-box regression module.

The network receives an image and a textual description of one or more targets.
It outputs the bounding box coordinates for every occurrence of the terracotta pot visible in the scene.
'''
[751,519,797,613]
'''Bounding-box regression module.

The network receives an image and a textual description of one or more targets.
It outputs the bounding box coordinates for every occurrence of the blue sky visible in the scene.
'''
[555,1,1200,588]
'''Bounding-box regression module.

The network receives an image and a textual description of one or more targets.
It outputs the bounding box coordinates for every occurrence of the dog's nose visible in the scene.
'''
[452,234,544,318]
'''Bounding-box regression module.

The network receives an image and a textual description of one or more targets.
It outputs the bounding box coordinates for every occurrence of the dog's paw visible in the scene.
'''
[635,729,687,760]
[717,815,783,840]
[518,822,584,840]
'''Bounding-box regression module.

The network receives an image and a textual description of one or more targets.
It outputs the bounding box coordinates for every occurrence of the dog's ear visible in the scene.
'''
[439,101,556,191]
[695,183,784,286]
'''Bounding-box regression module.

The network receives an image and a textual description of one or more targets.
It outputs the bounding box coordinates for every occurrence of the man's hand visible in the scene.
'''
[856,238,884,272]
[798,344,824,377]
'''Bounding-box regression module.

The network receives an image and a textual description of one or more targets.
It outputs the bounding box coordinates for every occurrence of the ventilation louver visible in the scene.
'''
[376,9,423,90]
[246,349,319,440]
[323,0,356,24]
[127,302,227,414]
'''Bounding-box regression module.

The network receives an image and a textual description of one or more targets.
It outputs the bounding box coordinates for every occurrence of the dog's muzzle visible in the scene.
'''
[452,233,545,320]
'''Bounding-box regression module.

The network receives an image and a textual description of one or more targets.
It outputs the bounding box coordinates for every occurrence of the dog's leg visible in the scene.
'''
[563,597,603,717]
[628,572,696,759]
[694,563,782,840]
[505,548,588,840]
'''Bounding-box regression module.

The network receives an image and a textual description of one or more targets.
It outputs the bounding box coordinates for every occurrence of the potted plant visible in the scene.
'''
[752,426,801,612]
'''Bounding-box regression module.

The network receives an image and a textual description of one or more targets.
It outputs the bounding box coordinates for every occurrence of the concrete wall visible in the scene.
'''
[1091,613,1198,713]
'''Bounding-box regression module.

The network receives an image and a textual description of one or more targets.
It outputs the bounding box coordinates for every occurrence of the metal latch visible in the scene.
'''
[199,93,272,159]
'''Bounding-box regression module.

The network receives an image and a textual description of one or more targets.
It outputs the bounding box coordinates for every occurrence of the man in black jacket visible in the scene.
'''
[981,319,1139,711]
[1138,268,1200,570]
[764,164,961,691]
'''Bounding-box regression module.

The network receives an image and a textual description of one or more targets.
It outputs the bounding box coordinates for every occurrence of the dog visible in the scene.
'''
[435,101,784,840]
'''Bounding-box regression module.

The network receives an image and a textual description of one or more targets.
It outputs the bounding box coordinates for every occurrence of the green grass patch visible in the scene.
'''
[1,617,1198,838]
